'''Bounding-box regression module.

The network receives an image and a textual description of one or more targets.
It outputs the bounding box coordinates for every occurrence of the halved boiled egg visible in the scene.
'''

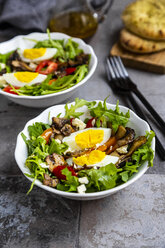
[66,150,119,168]
[18,48,57,62]
[3,72,47,87]
[63,128,111,154]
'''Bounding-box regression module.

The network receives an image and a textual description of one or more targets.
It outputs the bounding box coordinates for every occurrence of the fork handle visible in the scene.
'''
[132,86,165,133]
[127,92,165,161]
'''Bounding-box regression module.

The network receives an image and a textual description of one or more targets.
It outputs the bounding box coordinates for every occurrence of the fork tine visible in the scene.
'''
[106,57,116,80]
[109,57,120,78]
[112,56,125,79]
[116,56,129,77]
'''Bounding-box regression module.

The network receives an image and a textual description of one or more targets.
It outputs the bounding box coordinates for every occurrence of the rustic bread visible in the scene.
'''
[120,29,165,54]
[122,0,165,41]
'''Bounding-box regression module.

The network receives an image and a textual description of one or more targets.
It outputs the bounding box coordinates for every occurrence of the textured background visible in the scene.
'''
[0,0,165,247]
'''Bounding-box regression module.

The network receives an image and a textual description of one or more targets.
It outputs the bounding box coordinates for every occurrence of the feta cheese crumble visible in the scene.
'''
[72,118,86,130]
[78,177,89,184]
[77,184,86,194]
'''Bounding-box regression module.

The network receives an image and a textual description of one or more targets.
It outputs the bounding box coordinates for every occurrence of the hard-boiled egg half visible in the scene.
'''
[63,128,112,153]
[18,48,57,62]
[67,150,119,168]
[3,71,47,87]
[63,128,119,168]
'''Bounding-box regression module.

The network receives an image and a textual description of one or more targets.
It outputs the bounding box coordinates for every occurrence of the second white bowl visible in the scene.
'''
[0,32,97,107]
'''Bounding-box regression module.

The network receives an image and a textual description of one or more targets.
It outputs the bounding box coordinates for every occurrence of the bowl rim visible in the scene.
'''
[0,32,97,99]
[15,100,155,198]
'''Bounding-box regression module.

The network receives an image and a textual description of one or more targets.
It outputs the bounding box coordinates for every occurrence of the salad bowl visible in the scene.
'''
[15,100,155,200]
[0,32,97,108]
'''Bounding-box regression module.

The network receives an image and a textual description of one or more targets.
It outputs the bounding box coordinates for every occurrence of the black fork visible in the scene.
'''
[106,55,165,160]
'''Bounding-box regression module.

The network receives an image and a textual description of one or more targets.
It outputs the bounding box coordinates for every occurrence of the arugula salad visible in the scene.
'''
[0,30,89,96]
[22,98,155,194]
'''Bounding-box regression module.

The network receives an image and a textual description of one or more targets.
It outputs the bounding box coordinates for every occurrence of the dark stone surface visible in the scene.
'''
[0,176,80,248]
[0,0,165,247]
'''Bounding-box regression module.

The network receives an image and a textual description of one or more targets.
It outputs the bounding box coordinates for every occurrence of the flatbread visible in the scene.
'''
[122,0,165,41]
[120,29,165,54]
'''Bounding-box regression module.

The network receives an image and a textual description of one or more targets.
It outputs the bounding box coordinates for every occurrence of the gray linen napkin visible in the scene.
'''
[0,0,56,39]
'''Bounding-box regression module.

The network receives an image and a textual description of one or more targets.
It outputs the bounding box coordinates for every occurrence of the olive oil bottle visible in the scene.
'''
[49,11,98,39]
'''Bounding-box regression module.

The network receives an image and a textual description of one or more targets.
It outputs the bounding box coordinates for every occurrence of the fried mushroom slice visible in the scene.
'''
[60,124,75,136]
[107,127,135,154]
[52,117,70,130]
[117,127,135,147]
[115,126,127,140]
[116,136,147,167]
[11,60,34,71]
[64,148,94,159]
[43,173,59,188]
[116,145,128,154]
[46,153,66,172]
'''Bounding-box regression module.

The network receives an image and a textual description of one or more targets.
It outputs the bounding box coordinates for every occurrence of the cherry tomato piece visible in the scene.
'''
[3,86,20,95]
[53,165,77,180]
[36,60,58,75]
[66,67,76,75]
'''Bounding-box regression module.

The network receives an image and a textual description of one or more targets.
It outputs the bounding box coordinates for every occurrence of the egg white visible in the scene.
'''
[3,72,47,87]
[63,127,111,154]
[19,48,57,62]
[66,155,119,168]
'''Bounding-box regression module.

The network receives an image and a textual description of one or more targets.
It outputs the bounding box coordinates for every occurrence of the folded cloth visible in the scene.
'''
[0,0,56,40]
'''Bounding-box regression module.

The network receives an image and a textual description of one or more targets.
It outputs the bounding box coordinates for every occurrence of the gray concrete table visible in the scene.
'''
[0,0,165,247]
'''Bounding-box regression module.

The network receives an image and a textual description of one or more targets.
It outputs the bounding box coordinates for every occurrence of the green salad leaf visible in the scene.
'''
[28,122,50,139]
[64,97,96,119]
[34,29,83,61]
[121,131,155,179]
[25,154,49,194]
[78,163,122,192]
[89,98,130,132]
[57,168,79,192]
[12,65,88,96]
[0,50,14,64]
[49,139,68,155]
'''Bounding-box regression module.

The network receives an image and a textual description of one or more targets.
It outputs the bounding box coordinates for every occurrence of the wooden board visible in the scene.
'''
[110,42,165,74]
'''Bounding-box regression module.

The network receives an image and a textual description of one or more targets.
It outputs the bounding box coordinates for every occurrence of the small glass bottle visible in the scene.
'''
[48,0,113,39]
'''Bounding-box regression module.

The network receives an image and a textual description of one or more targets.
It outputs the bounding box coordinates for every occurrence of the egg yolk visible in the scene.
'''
[75,129,104,149]
[73,150,106,166]
[14,72,39,83]
[23,48,46,59]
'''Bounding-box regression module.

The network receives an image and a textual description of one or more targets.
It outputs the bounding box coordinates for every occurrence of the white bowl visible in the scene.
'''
[0,32,97,108]
[15,101,155,200]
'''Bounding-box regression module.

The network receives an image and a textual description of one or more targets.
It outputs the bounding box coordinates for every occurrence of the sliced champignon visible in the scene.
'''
[0,68,7,75]
[116,157,132,168]
[11,60,34,71]
[7,51,21,64]
[56,61,68,70]
[116,136,147,167]
[116,145,128,154]
[54,134,64,141]
[115,125,127,140]
[46,153,66,172]
[52,117,70,130]
[64,148,94,159]
[110,151,120,157]
[123,136,147,158]
[117,127,135,147]
[68,53,90,66]
[43,173,59,187]
[51,126,61,135]
[60,124,75,136]
[107,127,135,154]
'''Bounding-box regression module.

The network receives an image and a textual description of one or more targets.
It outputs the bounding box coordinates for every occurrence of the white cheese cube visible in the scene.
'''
[72,118,86,130]
[78,177,89,184]
[77,184,86,194]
